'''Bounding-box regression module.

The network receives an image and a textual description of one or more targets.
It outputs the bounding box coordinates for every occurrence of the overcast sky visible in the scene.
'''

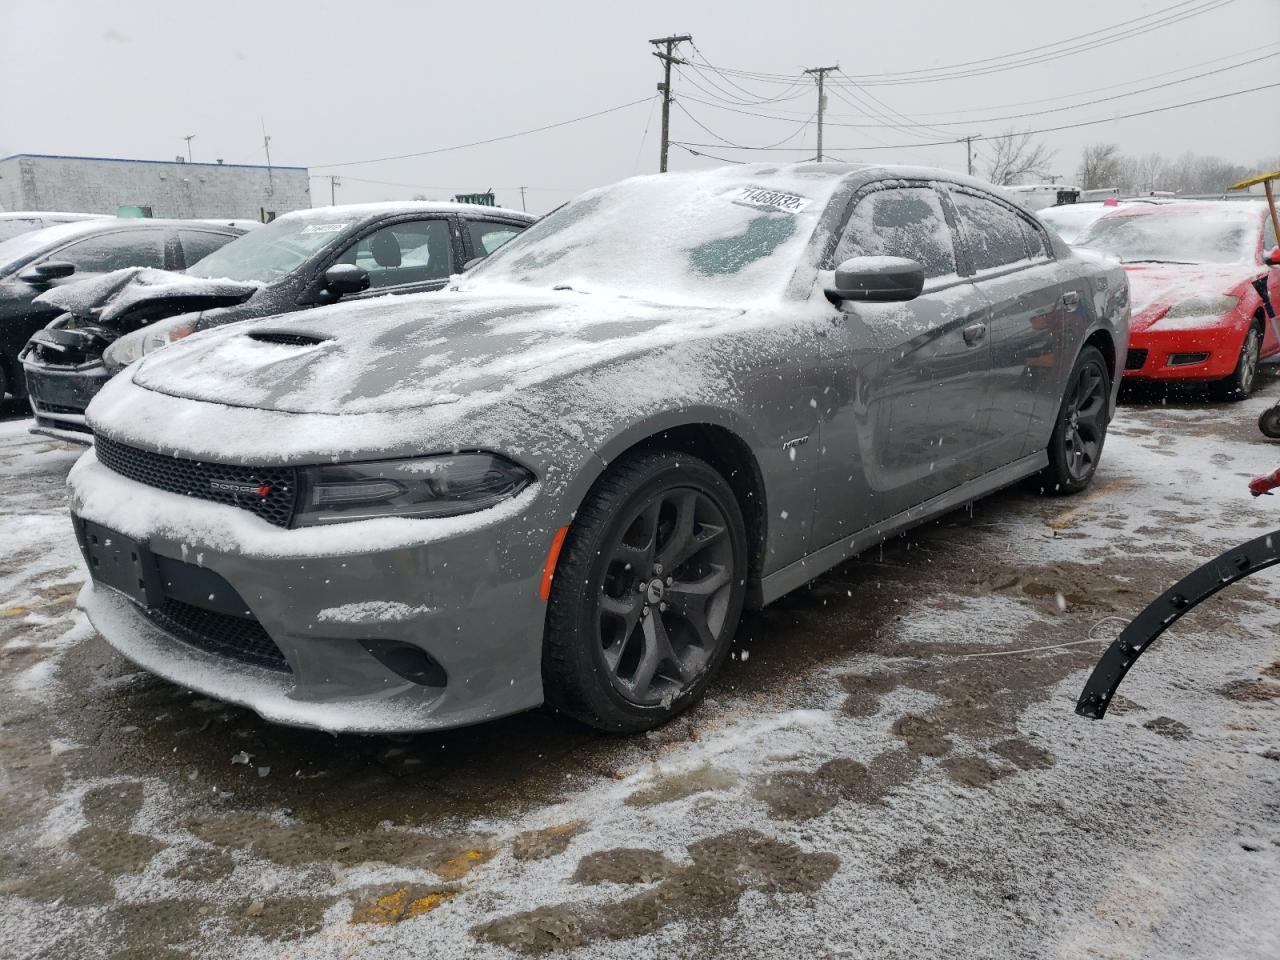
[1,0,1277,213]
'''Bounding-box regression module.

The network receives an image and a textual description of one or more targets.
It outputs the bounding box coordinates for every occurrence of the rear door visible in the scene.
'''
[461,217,530,265]
[812,181,998,548]
[946,187,1066,468]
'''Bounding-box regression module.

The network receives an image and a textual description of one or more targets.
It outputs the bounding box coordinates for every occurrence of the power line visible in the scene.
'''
[673,100,814,150]
[312,96,656,169]
[686,0,1236,87]
[672,80,1280,154]
[677,51,1279,134]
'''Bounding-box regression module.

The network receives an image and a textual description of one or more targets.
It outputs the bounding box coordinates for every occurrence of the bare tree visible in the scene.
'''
[984,129,1057,186]
[1131,153,1168,194]
[1078,143,1121,190]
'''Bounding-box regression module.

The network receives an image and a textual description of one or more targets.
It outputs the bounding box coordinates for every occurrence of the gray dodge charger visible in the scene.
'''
[69,163,1129,734]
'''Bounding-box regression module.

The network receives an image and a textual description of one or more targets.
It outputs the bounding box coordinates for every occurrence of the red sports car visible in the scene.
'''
[1076,201,1280,398]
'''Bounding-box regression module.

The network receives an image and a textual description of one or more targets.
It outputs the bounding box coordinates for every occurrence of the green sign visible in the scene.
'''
[454,192,495,207]
[116,205,154,218]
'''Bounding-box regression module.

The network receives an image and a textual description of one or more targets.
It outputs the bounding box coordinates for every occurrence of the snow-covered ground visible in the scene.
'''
[0,387,1277,959]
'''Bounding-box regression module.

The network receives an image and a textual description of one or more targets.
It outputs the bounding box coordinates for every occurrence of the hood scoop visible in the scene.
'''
[246,330,330,347]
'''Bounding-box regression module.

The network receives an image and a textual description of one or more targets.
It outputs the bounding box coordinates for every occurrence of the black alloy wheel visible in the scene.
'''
[543,451,747,732]
[1036,345,1111,495]
[1216,324,1261,401]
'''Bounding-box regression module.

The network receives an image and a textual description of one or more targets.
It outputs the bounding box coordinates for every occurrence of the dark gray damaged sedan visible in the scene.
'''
[69,163,1129,733]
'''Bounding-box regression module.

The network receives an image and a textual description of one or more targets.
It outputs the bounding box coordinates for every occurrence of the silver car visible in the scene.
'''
[69,163,1129,734]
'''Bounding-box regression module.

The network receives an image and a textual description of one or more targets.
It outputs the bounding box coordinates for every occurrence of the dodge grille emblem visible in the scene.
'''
[209,479,272,498]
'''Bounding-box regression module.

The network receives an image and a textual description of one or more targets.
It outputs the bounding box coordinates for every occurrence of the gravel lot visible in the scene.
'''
[1,386,1278,960]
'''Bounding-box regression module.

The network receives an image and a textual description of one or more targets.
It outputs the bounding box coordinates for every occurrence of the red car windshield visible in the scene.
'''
[1078,208,1258,265]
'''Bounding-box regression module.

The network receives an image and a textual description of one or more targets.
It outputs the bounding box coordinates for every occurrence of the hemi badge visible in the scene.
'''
[782,436,810,450]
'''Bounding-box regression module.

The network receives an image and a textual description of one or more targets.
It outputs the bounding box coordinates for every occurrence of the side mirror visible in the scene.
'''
[18,261,76,285]
[1265,246,1280,266]
[825,256,925,303]
[323,263,370,297]
[462,257,484,271]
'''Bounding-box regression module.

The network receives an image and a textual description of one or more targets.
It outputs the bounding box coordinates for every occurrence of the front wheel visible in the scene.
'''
[1035,345,1111,495]
[1259,405,1280,439]
[1213,323,1261,401]
[542,451,748,733]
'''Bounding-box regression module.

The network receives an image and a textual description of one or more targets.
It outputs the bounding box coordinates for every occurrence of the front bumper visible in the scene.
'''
[1122,321,1243,382]
[22,356,110,441]
[70,452,552,734]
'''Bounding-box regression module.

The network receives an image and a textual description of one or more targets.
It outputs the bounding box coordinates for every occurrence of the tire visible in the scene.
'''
[542,450,748,733]
[1035,345,1111,496]
[1212,323,1261,401]
[0,360,8,401]
[1259,406,1280,439]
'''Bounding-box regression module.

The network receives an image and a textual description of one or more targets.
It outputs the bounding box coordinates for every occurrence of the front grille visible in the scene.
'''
[38,401,86,416]
[145,598,291,672]
[1125,348,1148,371]
[95,434,298,527]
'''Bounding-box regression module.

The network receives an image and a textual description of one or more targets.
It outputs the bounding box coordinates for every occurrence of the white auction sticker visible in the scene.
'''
[732,186,812,213]
[300,223,350,234]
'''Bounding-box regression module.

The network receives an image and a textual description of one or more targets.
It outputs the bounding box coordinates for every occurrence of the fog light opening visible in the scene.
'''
[1167,352,1210,367]
[360,639,448,687]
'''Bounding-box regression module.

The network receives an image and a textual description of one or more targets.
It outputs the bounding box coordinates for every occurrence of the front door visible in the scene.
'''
[813,182,999,549]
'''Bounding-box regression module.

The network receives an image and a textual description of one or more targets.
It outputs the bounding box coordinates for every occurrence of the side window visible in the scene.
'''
[55,231,166,272]
[1021,216,1049,260]
[951,191,1033,272]
[179,230,234,268]
[467,220,524,258]
[834,186,957,280]
[346,219,454,288]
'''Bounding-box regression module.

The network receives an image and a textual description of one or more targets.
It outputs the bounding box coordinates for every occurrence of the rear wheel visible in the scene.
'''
[542,451,747,733]
[1035,345,1111,495]
[1213,323,1261,401]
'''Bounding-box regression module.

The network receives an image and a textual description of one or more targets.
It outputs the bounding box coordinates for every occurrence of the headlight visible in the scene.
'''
[1165,295,1239,319]
[294,454,534,526]
[102,315,197,372]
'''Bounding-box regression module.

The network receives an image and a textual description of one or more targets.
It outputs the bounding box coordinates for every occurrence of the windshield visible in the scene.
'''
[462,168,842,305]
[1077,208,1259,264]
[186,213,357,283]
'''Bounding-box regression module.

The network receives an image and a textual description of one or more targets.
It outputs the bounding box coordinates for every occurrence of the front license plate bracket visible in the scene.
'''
[76,517,162,609]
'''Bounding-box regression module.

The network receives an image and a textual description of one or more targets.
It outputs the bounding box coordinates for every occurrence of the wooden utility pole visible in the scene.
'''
[519,186,527,211]
[327,175,341,205]
[963,135,979,176]
[650,34,691,173]
[804,65,838,161]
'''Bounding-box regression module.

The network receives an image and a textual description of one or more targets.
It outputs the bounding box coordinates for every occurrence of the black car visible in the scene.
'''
[0,218,244,401]
[21,201,534,441]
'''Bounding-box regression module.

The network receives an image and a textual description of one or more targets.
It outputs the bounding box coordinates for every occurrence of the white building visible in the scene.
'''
[0,153,310,220]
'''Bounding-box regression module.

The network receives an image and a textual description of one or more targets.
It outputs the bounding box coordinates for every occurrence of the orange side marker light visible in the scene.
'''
[539,526,569,601]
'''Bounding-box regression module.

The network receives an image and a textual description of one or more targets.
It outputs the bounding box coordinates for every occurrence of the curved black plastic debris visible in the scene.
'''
[1075,528,1280,719]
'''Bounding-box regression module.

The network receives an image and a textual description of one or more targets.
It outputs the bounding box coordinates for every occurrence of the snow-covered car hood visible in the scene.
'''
[34,267,259,325]
[129,288,749,416]
[1124,262,1261,330]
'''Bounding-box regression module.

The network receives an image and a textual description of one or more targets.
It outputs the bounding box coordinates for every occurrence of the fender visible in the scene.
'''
[1075,527,1280,719]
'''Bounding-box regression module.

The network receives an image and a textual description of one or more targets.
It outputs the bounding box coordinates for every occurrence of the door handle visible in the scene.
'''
[1061,290,1080,309]
[962,322,987,346]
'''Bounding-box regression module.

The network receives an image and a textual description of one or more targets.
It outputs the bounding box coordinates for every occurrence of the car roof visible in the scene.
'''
[0,211,110,220]
[1099,199,1267,219]
[292,200,534,223]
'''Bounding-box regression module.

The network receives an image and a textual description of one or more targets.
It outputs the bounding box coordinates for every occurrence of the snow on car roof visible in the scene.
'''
[1097,199,1266,220]
[293,199,531,221]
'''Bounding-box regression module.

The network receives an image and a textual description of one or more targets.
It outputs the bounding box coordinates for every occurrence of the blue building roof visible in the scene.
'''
[0,152,307,172]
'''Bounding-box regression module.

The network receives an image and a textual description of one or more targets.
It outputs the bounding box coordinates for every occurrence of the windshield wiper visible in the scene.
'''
[1122,258,1196,265]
